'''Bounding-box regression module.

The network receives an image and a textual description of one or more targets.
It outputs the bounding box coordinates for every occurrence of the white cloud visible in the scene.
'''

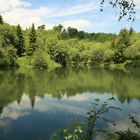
[62,19,92,30]
[3,7,52,29]
[0,0,31,12]
[1,0,138,32]
[0,94,31,120]
[136,11,140,19]
[49,2,99,18]
[1,0,97,29]
[134,0,140,9]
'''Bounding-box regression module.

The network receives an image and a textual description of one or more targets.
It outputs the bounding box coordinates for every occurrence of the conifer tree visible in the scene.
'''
[16,24,25,56]
[0,15,4,24]
[129,27,134,35]
[28,23,37,55]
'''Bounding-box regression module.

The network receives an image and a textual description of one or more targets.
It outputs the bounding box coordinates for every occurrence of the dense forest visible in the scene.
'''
[0,15,140,70]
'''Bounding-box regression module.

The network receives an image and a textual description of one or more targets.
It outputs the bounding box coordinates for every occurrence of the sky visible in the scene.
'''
[0,0,140,33]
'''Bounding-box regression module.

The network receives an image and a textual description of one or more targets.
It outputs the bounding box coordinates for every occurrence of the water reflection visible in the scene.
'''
[0,68,140,140]
[0,68,140,109]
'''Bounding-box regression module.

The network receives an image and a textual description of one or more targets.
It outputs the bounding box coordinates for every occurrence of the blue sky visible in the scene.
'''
[0,0,140,33]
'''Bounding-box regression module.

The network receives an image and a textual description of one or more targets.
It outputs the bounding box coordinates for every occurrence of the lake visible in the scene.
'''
[0,68,140,140]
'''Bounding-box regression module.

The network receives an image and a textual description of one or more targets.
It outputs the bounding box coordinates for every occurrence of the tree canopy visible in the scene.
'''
[0,15,139,69]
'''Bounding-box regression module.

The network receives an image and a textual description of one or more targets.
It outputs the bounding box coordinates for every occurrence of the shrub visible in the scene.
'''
[47,41,69,66]
[124,40,140,60]
[0,46,17,67]
[113,49,125,64]
[104,50,115,62]
[32,49,60,69]
[88,47,104,65]
[32,50,48,69]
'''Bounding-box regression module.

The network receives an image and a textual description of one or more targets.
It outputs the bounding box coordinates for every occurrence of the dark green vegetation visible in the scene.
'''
[0,15,139,70]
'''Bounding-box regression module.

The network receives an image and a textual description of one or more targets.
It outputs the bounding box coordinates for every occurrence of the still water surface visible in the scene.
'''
[0,68,140,140]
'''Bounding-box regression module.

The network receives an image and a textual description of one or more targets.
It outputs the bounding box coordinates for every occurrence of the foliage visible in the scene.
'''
[104,50,114,62]
[0,46,17,67]
[112,28,132,64]
[50,122,84,140]
[38,24,46,30]
[125,40,140,59]
[0,23,17,47]
[50,97,121,140]
[90,33,116,42]
[50,97,140,140]
[67,27,78,38]
[27,23,37,55]
[0,15,139,69]
[32,48,60,69]
[0,15,4,24]
[85,97,120,139]
[124,46,140,60]
[53,24,63,33]
[115,28,131,49]
[32,50,48,69]
[47,40,69,66]
[100,0,135,21]
[61,29,69,39]
[78,31,85,39]
[113,49,125,64]
[16,24,25,56]
[88,47,104,65]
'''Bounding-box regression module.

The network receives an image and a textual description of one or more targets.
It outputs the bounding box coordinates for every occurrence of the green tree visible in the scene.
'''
[113,29,130,63]
[129,27,134,35]
[61,29,69,39]
[0,24,17,47]
[67,27,78,38]
[28,23,37,55]
[0,15,4,24]
[38,25,45,30]
[116,28,131,49]
[78,31,85,39]
[113,49,125,64]
[53,24,63,33]
[16,24,25,56]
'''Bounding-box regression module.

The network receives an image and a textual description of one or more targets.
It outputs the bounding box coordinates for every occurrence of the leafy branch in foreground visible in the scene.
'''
[50,97,121,140]
[85,97,121,140]
[100,0,136,21]
[50,121,84,140]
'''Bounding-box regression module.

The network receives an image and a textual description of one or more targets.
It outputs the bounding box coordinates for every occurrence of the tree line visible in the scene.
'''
[0,15,140,69]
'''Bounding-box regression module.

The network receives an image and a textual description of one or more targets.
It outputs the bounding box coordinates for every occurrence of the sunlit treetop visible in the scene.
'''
[100,0,135,21]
